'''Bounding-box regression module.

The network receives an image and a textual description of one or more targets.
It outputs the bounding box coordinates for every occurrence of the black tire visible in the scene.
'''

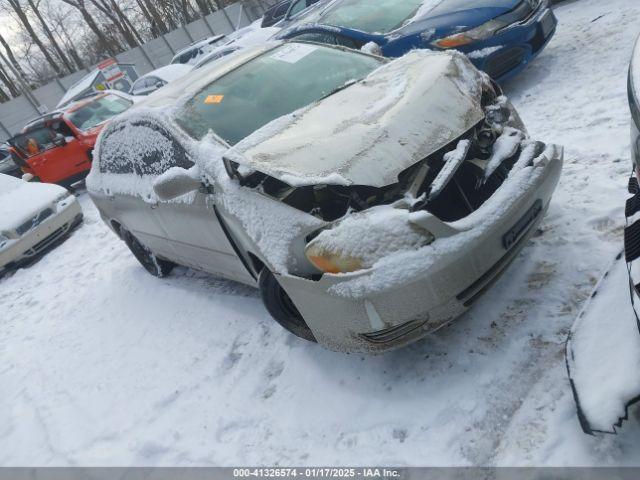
[122,229,175,277]
[258,268,316,343]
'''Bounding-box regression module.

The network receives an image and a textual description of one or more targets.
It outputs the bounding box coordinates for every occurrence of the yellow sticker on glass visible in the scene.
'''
[205,94,224,104]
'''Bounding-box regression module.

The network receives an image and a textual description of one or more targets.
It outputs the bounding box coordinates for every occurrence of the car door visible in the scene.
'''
[133,121,254,284]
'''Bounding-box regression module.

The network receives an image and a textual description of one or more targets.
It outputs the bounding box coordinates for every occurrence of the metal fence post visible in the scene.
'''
[204,15,216,36]
[183,25,195,43]
[137,44,157,70]
[0,119,11,141]
[161,34,175,55]
[220,4,236,31]
[54,77,67,93]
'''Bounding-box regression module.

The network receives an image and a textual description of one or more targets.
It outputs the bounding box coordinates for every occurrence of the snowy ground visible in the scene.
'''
[2,0,640,466]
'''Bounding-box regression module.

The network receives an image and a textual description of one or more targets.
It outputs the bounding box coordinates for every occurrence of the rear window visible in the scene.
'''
[174,43,382,145]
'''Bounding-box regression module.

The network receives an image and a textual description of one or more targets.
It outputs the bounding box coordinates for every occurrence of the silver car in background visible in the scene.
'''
[88,41,562,353]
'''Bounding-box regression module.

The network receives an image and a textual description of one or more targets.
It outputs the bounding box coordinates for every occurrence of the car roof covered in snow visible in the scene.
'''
[172,34,227,58]
[137,64,193,84]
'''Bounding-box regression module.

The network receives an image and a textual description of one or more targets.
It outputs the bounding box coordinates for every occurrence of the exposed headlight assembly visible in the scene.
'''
[304,207,435,274]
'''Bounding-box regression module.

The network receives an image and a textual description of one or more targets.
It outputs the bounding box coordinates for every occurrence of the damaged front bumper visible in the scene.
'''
[277,143,563,353]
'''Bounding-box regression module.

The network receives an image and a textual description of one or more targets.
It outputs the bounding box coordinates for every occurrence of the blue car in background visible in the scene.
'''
[277,0,558,82]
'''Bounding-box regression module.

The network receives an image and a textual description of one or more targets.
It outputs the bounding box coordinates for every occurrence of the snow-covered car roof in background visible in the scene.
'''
[192,25,283,70]
[137,64,193,84]
[173,35,226,57]
[0,174,68,232]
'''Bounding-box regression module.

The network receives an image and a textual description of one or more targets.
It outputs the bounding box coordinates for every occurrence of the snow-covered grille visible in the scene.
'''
[16,208,54,236]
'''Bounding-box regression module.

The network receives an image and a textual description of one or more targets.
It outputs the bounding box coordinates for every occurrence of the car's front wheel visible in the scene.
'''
[122,229,175,277]
[258,268,316,343]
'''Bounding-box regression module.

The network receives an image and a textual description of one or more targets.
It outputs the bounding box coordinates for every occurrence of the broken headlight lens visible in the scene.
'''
[304,208,435,274]
[305,244,365,274]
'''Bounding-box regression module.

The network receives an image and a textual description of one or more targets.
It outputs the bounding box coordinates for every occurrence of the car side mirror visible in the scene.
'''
[153,167,203,201]
[53,134,66,147]
[22,173,34,182]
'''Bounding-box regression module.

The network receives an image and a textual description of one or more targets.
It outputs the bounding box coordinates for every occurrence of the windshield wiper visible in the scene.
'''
[319,79,357,101]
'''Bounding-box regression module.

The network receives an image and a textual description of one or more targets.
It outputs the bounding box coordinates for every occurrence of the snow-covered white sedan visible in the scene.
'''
[566,34,640,435]
[0,174,82,276]
[87,41,563,353]
[129,64,192,96]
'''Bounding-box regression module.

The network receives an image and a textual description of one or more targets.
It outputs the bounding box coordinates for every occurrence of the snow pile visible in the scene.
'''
[485,127,527,178]
[429,139,470,198]
[306,206,434,270]
[567,254,640,433]
[360,42,382,56]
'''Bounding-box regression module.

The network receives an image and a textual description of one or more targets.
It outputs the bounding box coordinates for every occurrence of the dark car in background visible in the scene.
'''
[277,0,558,82]
[261,0,321,27]
[0,144,21,178]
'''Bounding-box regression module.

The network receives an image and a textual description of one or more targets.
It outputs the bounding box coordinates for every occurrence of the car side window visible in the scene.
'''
[290,32,362,49]
[287,0,310,18]
[275,2,291,18]
[11,127,57,157]
[131,78,145,93]
[146,76,162,88]
[99,120,193,176]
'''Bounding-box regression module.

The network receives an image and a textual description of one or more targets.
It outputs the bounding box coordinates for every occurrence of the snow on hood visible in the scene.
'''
[0,175,67,231]
[225,50,486,188]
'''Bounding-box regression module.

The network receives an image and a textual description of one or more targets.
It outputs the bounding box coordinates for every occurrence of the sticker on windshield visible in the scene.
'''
[270,44,317,64]
[204,94,224,104]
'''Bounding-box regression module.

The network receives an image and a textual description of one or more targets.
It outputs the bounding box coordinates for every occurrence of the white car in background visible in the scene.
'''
[129,64,192,96]
[193,26,282,70]
[171,35,227,65]
[0,174,82,276]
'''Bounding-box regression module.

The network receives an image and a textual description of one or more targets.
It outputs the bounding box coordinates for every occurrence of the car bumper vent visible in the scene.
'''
[625,219,640,263]
[484,47,527,79]
[627,194,640,218]
[360,318,428,344]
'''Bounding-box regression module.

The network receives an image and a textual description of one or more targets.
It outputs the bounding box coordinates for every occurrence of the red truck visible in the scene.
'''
[8,91,135,187]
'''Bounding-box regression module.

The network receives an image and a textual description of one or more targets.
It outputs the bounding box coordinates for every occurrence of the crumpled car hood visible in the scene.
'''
[226,50,486,188]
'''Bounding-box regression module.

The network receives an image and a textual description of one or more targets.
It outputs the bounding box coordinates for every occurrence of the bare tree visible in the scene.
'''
[89,0,140,48]
[59,0,118,56]
[28,0,75,73]
[0,31,28,80]
[0,61,19,98]
[4,0,62,75]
